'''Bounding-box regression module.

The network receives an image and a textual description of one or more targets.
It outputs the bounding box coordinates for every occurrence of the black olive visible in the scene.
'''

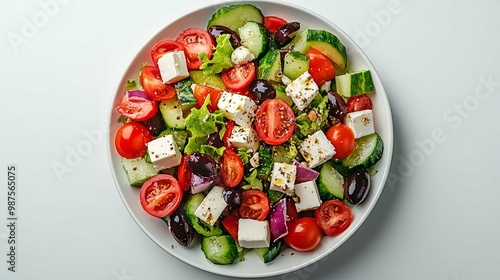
[326,90,347,119]
[274,22,300,48]
[249,79,276,104]
[166,207,194,247]
[208,25,241,48]
[343,168,370,205]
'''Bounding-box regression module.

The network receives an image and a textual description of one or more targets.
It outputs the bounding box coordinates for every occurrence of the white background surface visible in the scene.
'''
[1,0,499,279]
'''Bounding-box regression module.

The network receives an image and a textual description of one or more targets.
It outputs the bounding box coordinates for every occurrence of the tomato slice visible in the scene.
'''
[346,94,373,113]
[220,149,244,188]
[315,199,353,236]
[263,16,287,34]
[306,48,336,86]
[239,189,270,221]
[176,27,214,70]
[140,65,177,101]
[114,122,152,159]
[116,94,158,122]
[192,84,222,112]
[150,40,185,66]
[221,62,256,92]
[176,154,191,192]
[254,99,295,145]
[284,217,322,252]
[140,174,183,218]
[221,211,240,241]
[325,123,356,159]
[222,120,235,148]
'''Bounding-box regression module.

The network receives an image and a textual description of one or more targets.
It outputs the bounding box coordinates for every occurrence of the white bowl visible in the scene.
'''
[107,0,394,278]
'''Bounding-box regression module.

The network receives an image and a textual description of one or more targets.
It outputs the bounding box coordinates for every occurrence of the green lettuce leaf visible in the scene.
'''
[184,136,207,155]
[242,169,263,191]
[185,97,224,138]
[199,34,234,75]
[200,145,226,161]
[295,95,330,139]
[236,147,251,165]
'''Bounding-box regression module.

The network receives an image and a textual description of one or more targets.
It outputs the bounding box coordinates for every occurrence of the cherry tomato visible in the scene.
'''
[114,122,152,159]
[254,99,295,145]
[192,84,222,112]
[346,94,373,113]
[220,149,244,188]
[221,62,256,92]
[176,27,214,70]
[284,217,322,252]
[139,174,183,218]
[305,48,336,86]
[176,154,191,192]
[150,40,185,66]
[263,16,287,34]
[140,65,177,100]
[315,199,353,236]
[239,189,270,221]
[325,123,355,159]
[221,211,239,241]
[116,94,158,122]
[222,120,235,148]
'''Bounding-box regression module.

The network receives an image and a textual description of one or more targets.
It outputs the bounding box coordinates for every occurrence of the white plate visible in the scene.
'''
[107,0,394,278]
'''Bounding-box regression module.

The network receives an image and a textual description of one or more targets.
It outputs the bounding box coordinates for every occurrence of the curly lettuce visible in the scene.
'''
[199,34,234,75]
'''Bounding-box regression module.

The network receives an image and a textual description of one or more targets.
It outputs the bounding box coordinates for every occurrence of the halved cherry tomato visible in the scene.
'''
[140,66,177,100]
[176,27,214,70]
[263,16,287,34]
[220,149,244,188]
[114,122,152,159]
[239,189,270,221]
[306,48,336,86]
[222,120,235,148]
[139,174,183,218]
[254,99,295,145]
[221,211,240,241]
[176,154,191,192]
[150,40,185,66]
[315,199,353,236]
[192,84,222,112]
[116,94,158,122]
[325,123,355,159]
[284,217,322,252]
[346,94,373,113]
[221,62,256,92]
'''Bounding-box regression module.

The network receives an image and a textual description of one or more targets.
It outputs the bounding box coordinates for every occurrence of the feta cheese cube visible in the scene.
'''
[228,125,260,152]
[285,71,319,111]
[269,162,296,195]
[217,91,257,126]
[231,46,255,65]
[238,219,271,248]
[157,50,189,84]
[344,109,375,139]
[147,135,182,171]
[298,130,335,168]
[194,186,227,226]
[294,181,322,212]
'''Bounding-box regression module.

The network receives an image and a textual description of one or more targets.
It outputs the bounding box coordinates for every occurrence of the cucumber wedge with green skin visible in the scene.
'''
[184,193,224,237]
[121,157,158,187]
[201,235,239,265]
[207,4,263,32]
[283,51,309,80]
[292,29,347,69]
[336,70,375,98]
[239,21,269,59]
[258,49,282,82]
[318,161,344,200]
[342,132,384,169]
[159,97,185,129]
[189,71,226,91]
[254,239,284,263]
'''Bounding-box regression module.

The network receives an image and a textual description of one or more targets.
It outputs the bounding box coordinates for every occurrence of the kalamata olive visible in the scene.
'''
[274,22,300,48]
[249,79,276,104]
[224,189,242,209]
[208,25,241,48]
[186,152,218,177]
[142,110,166,137]
[343,168,370,205]
[206,132,224,148]
[326,90,347,119]
[166,207,194,247]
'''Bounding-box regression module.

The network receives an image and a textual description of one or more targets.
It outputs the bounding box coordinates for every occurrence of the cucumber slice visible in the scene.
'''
[174,78,197,111]
[207,4,263,32]
[159,97,185,129]
[275,86,293,106]
[239,21,269,59]
[201,235,239,265]
[283,51,309,80]
[295,29,347,69]
[184,193,224,237]
[318,161,344,200]
[257,50,282,82]
[342,132,384,169]
[189,70,226,91]
[336,70,375,98]
[267,189,285,205]
[121,157,158,187]
[254,239,284,263]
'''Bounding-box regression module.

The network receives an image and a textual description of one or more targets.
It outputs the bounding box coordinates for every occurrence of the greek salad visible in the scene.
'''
[114,3,383,265]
